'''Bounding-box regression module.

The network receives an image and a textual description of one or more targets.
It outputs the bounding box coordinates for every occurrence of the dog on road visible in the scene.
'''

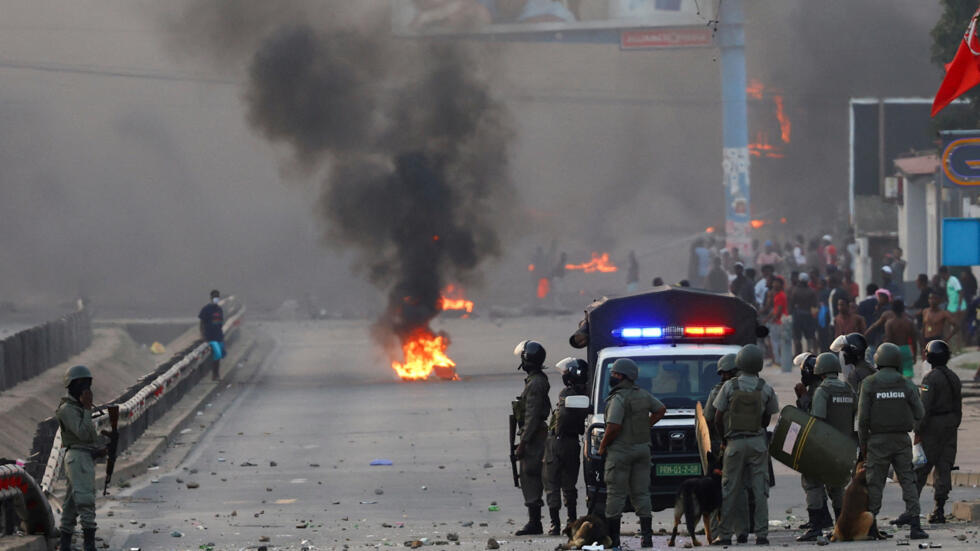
[557,514,612,550]
[668,455,723,547]
[830,461,875,542]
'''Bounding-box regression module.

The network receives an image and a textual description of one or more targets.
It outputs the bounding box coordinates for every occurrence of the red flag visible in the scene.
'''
[932,8,980,117]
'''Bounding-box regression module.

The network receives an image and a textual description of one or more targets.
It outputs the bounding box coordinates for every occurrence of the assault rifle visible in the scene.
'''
[508,413,520,488]
[102,405,119,495]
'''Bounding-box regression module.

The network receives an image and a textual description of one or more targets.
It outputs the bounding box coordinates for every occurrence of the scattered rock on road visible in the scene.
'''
[486,538,499,550]
[186,481,200,489]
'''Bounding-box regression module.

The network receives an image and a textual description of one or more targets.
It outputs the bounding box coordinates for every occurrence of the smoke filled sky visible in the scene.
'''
[0,1,943,313]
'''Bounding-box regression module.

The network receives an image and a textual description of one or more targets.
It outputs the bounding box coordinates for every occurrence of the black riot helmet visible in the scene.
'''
[514,340,546,369]
[925,340,951,367]
[830,332,867,365]
[556,357,589,386]
[794,353,819,387]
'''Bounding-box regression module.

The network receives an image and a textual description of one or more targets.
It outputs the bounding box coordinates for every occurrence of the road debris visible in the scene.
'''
[371,459,393,466]
[485,538,499,550]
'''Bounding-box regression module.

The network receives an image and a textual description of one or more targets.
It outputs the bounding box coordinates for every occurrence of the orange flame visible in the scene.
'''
[439,284,474,317]
[748,132,785,159]
[750,219,766,229]
[705,226,716,233]
[565,252,618,273]
[528,264,535,272]
[391,328,458,381]
[773,95,791,143]
[746,78,764,100]
[537,277,550,299]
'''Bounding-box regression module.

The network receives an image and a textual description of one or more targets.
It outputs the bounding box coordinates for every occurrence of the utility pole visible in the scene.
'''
[718,0,751,255]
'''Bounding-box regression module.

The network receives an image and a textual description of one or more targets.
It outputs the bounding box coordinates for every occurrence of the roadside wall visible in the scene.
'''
[0,308,92,392]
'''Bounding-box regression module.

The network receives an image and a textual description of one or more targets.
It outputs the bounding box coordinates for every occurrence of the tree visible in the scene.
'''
[931,0,980,128]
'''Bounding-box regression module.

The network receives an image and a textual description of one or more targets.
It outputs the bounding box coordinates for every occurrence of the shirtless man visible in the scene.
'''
[921,291,958,352]
[884,300,918,378]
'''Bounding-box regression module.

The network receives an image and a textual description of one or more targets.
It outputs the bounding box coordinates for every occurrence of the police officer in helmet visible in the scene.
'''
[858,342,926,540]
[57,365,107,551]
[703,354,748,543]
[914,340,962,524]
[512,340,551,535]
[543,358,589,535]
[712,344,779,546]
[798,353,856,541]
[830,332,874,393]
[598,358,667,549]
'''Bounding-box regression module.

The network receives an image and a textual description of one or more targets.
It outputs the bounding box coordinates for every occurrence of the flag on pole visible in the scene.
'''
[932,7,980,117]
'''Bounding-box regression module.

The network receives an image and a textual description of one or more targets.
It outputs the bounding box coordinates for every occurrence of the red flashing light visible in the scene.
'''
[683,326,733,337]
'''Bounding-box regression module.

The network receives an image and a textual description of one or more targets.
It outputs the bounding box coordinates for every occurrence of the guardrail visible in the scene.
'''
[0,465,54,538]
[0,306,92,392]
[27,297,244,506]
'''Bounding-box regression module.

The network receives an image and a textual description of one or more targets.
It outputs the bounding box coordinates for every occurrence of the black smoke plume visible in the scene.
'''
[218,9,513,360]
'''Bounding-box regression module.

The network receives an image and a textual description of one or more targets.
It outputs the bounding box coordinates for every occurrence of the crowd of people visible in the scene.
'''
[683,234,980,380]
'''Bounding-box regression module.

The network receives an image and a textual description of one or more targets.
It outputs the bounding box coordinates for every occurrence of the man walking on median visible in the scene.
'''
[199,289,225,381]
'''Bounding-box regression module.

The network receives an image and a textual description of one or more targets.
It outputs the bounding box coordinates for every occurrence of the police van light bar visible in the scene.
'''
[612,325,732,340]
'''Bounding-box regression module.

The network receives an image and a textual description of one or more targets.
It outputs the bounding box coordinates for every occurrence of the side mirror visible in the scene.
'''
[565,395,590,409]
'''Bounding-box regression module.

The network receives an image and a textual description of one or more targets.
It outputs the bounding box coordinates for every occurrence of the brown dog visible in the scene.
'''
[558,514,612,550]
[830,461,874,542]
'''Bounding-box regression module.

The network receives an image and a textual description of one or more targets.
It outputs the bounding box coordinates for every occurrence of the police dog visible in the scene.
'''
[558,514,612,550]
[830,461,875,542]
[668,453,723,547]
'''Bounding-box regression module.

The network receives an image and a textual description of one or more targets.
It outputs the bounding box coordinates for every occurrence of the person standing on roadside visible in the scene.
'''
[914,340,962,525]
[57,365,107,551]
[765,277,791,371]
[922,291,958,348]
[198,289,225,381]
[791,273,818,355]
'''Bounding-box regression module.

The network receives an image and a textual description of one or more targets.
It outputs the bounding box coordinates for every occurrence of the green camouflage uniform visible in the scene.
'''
[914,365,962,503]
[703,380,748,538]
[518,369,550,507]
[56,396,100,532]
[544,385,587,510]
[857,368,924,516]
[807,374,856,512]
[603,378,664,518]
[712,374,779,539]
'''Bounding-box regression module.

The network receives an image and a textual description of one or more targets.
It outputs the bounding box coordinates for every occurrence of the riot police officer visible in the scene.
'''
[793,352,829,540]
[57,365,106,551]
[831,332,874,393]
[798,353,856,541]
[513,340,551,536]
[712,344,779,546]
[914,340,962,524]
[858,342,927,540]
[598,358,667,549]
[704,354,738,453]
[543,357,589,535]
[703,354,748,544]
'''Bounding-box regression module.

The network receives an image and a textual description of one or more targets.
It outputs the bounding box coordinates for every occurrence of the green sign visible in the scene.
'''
[655,463,702,477]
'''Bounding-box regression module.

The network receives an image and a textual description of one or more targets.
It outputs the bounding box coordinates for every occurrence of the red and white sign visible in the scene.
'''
[620,27,713,50]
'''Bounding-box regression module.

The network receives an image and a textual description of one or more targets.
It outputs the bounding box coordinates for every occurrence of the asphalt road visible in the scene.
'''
[102,318,980,551]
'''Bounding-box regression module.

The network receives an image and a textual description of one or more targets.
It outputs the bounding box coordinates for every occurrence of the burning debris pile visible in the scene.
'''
[221,6,512,381]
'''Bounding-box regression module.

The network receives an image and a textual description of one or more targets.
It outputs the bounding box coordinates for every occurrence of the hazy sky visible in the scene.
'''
[0,1,943,314]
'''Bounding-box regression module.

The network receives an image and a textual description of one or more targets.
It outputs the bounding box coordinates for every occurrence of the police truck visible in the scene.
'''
[568,286,765,513]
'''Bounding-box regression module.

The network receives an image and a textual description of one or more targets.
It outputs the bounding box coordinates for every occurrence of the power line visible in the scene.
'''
[0,57,237,85]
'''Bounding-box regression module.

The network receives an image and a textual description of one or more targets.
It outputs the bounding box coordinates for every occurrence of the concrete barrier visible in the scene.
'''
[0,308,93,393]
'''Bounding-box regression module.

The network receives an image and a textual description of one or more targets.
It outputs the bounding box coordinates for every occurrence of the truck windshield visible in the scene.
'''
[597,356,721,411]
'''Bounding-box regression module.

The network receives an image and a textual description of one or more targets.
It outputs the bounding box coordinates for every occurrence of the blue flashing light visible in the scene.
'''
[615,327,664,339]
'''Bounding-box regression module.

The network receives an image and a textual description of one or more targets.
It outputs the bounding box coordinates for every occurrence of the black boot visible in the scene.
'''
[796,509,825,542]
[820,504,833,528]
[640,516,653,548]
[59,529,73,551]
[515,505,543,536]
[566,503,577,531]
[82,528,96,551]
[606,516,621,549]
[909,518,929,540]
[868,518,891,540]
[890,511,917,526]
[928,501,946,524]
[548,507,561,536]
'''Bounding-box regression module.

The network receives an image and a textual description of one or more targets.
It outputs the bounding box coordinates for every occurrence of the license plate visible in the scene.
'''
[655,463,702,477]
